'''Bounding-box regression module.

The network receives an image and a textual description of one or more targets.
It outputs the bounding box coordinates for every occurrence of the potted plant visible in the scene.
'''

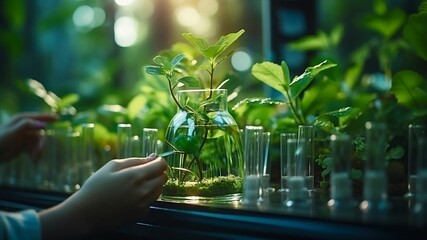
[145,29,245,202]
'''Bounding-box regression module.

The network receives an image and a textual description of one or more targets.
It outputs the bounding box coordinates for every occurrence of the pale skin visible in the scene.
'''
[0,112,168,239]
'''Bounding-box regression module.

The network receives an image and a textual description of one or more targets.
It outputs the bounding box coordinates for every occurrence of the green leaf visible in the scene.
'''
[127,94,148,120]
[183,29,244,60]
[145,65,165,75]
[373,0,387,15]
[182,33,209,52]
[288,31,329,50]
[27,78,47,98]
[252,62,288,98]
[232,97,286,111]
[363,9,406,39]
[153,55,173,70]
[325,107,354,117]
[330,24,344,46]
[419,0,427,13]
[392,70,427,111]
[58,93,79,108]
[177,76,200,88]
[386,146,404,160]
[159,151,175,157]
[403,13,427,61]
[281,61,291,86]
[171,53,185,67]
[289,60,337,99]
[301,77,340,115]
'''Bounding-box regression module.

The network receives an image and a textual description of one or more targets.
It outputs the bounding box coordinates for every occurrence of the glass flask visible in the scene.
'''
[162,89,244,202]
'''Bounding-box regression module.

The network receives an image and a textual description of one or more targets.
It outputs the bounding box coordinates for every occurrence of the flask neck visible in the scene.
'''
[177,89,227,111]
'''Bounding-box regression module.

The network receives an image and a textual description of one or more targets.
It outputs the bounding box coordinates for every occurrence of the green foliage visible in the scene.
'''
[163,175,242,197]
[27,79,78,118]
[403,9,427,61]
[392,70,427,116]
[249,60,337,126]
[145,30,245,182]
[182,29,245,65]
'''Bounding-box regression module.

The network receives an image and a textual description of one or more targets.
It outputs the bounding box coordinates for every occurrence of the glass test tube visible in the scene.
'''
[260,131,271,191]
[416,137,427,204]
[407,124,425,198]
[361,122,388,209]
[280,133,297,191]
[56,125,72,189]
[285,138,308,206]
[63,131,82,193]
[241,126,263,205]
[80,123,95,183]
[329,134,353,204]
[117,124,132,158]
[413,137,427,225]
[297,125,315,192]
[142,128,158,157]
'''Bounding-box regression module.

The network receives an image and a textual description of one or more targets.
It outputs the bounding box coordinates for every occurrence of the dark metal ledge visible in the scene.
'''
[0,187,425,239]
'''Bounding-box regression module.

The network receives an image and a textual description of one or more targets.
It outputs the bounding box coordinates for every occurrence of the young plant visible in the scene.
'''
[145,29,245,182]
[234,60,338,128]
[145,29,245,104]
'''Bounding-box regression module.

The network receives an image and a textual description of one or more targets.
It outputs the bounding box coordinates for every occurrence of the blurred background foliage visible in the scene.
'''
[1,0,427,194]
[0,0,425,155]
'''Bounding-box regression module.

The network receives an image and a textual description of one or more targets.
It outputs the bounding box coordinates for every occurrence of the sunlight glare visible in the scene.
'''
[176,7,200,27]
[114,16,138,47]
[198,0,219,16]
[115,0,135,6]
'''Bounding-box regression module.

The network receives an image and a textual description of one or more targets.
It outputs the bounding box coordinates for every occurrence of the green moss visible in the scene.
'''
[163,175,243,197]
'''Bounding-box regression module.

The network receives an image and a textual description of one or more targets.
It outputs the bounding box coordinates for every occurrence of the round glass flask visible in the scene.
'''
[162,89,244,202]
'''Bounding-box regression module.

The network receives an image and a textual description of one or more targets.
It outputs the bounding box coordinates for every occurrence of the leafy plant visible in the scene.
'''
[233,60,338,129]
[239,0,427,193]
[145,29,245,182]
[27,78,79,118]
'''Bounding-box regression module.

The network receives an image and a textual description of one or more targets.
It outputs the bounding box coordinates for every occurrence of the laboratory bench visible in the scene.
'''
[0,186,425,239]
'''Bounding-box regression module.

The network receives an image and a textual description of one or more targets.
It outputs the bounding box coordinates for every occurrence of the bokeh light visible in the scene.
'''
[73,5,94,28]
[176,7,201,27]
[114,16,138,47]
[198,0,219,16]
[115,0,135,7]
[231,50,253,72]
[72,5,105,32]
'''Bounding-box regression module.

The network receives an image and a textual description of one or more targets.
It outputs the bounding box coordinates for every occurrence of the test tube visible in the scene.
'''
[285,138,309,207]
[117,124,132,158]
[413,137,427,224]
[329,134,354,207]
[280,133,297,192]
[360,122,388,211]
[142,128,158,157]
[416,137,427,204]
[406,124,425,198]
[37,125,70,190]
[63,131,82,193]
[297,125,315,193]
[241,126,263,205]
[260,131,272,195]
[80,123,95,184]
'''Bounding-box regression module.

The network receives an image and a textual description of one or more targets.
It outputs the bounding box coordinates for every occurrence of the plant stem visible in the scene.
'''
[284,89,306,125]
[167,76,184,110]
[207,60,215,99]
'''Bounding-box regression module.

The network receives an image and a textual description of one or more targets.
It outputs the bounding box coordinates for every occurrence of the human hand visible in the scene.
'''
[0,112,57,163]
[38,154,167,239]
